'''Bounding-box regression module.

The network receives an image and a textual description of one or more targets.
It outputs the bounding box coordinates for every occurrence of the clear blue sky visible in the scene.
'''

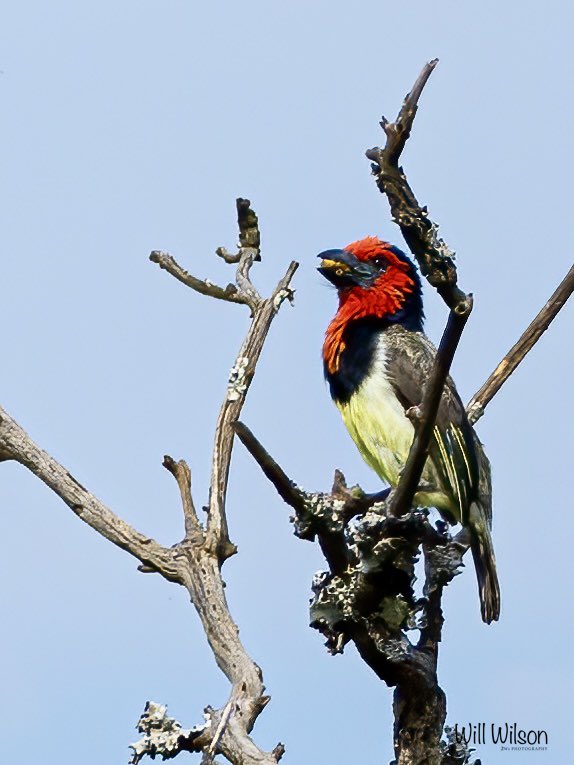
[1,1,572,763]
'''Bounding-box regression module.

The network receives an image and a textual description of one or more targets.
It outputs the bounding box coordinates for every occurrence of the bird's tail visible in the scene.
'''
[469,502,501,624]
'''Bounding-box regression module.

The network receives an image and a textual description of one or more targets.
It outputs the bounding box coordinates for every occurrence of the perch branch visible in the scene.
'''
[467,262,574,424]
[234,423,456,667]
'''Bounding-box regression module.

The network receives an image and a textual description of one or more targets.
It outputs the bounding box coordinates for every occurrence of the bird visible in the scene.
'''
[318,236,500,623]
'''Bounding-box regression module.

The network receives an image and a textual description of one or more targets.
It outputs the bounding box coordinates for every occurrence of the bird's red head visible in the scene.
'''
[318,237,423,374]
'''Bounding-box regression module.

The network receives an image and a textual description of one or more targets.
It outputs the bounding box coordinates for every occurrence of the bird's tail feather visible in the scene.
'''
[469,502,501,624]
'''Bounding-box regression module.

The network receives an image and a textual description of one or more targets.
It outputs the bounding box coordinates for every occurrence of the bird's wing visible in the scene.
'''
[383,327,481,525]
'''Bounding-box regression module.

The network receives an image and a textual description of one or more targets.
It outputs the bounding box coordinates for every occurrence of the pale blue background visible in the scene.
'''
[1,2,572,763]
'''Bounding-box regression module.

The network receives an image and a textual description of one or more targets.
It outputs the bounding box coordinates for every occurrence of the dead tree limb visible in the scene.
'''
[0,198,296,765]
[235,421,462,765]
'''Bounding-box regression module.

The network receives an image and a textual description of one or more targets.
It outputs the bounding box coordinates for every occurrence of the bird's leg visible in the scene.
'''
[347,487,391,515]
[330,470,390,516]
[361,487,391,506]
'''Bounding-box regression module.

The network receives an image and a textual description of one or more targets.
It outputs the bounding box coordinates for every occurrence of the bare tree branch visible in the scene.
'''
[162,456,202,540]
[151,199,264,314]
[136,200,297,765]
[151,198,297,559]
[362,60,474,540]
[149,250,255,309]
[0,406,180,582]
[467,262,574,424]
[234,421,308,511]
[2,198,296,765]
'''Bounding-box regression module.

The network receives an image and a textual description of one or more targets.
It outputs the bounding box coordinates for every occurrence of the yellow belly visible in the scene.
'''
[336,374,455,516]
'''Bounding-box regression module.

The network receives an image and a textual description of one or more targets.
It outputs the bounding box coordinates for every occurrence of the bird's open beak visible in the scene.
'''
[317,249,375,288]
[317,249,354,282]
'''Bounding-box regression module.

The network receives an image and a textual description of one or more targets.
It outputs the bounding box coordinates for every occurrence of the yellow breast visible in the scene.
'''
[335,341,454,515]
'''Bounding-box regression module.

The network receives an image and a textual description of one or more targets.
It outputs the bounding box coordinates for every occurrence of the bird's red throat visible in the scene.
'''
[323,248,416,375]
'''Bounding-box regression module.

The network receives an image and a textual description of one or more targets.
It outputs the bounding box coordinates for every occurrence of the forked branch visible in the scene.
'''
[1,199,296,765]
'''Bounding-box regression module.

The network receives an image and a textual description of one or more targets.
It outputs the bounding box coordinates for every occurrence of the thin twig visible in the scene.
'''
[234,422,351,574]
[149,250,256,310]
[162,456,203,539]
[467,262,574,424]
[234,421,307,511]
[150,199,264,315]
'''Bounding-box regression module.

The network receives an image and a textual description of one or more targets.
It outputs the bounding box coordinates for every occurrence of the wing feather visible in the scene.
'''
[383,326,480,524]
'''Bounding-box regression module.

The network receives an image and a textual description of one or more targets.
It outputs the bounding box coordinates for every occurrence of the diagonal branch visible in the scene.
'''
[0,406,180,582]
[363,62,474,522]
[234,421,351,576]
[388,301,472,517]
[149,249,255,308]
[233,421,307,512]
[467,262,574,424]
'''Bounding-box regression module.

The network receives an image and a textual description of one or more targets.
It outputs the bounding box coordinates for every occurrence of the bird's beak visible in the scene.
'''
[317,249,355,281]
[317,249,375,288]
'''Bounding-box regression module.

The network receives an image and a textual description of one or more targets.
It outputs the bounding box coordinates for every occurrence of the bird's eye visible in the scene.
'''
[372,256,388,270]
[335,268,344,276]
